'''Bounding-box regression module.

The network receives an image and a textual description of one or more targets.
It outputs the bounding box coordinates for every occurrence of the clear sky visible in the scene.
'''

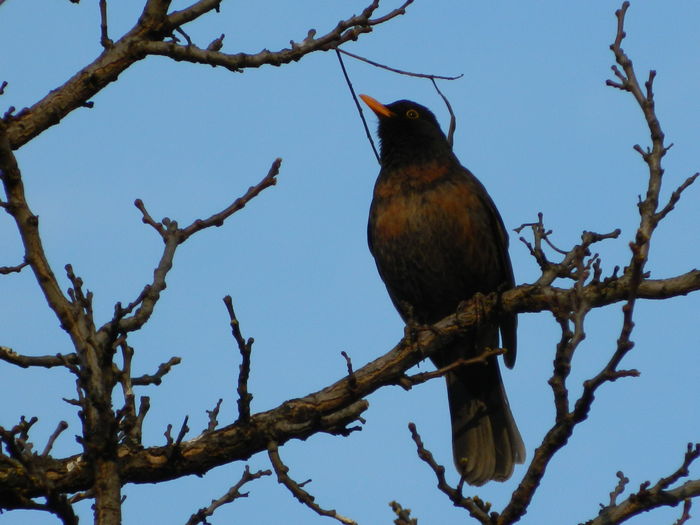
[1,1,698,524]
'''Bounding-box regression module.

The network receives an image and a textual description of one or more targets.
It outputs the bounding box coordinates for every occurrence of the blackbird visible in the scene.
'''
[361,94,525,485]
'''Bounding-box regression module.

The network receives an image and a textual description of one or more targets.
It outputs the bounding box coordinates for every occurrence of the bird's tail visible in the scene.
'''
[445,339,525,486]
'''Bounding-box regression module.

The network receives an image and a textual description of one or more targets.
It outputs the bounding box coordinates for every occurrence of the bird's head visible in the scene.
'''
[359,95,451,167]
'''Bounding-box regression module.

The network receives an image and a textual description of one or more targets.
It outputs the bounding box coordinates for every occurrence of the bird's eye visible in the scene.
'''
[406,109,420,119]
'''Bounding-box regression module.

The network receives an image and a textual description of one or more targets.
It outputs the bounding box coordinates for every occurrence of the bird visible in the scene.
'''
[360,94,525,485]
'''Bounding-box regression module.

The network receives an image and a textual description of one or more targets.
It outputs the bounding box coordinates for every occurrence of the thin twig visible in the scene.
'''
[336,49,380,164]
[0,260,28,274]
[337,48,462,80]
[185,465,272,525]
[41,421,69,457]
[223,296,254,423]
[430,78,456,147]
[408,423,491,524]
[268,441,357,525]
[397,347,504,390]
[130,356,182,386]
[99,0,113,48]
[205,398,223,433]
[655,172,699,222]
[178,158,281,241]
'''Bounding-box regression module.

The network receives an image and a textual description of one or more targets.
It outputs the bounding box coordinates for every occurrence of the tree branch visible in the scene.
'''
[4,1,412,149]
[3,261,698,503]
[268,441,357,525]
[585,444,700,525]
[0,346,79,369]
[184,465,271,525]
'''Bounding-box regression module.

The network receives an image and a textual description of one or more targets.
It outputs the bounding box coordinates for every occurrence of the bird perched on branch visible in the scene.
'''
[360,94,525,485]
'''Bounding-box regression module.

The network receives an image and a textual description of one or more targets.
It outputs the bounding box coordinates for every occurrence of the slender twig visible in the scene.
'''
[223,296,254,423]
[178,158,281,242]
[185,466,272,525]
[99,0,113,48]
[0,260,28,274]
[130,356,182,386]
[336,49,380,164]
[337,48,462,81]
[608,471,630,506]
[673,499,692,525]
[655,172,699,222]
[340,350,358,391]
[174,416,189,447]
[41,421,69,457]
[430,78,456,147]
[408,423,491,524]
[204,398,223,433]
[268,441,357,525]
[174,26,193,46]
[133,198,166,237]
[585,444,700,525]
[397,347,504,389]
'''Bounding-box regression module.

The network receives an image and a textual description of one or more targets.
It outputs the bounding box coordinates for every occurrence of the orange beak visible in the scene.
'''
[359,94,395,118]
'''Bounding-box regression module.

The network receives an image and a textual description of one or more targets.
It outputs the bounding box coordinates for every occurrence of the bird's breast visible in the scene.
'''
[368,162,504,322]
[370,164,484,245]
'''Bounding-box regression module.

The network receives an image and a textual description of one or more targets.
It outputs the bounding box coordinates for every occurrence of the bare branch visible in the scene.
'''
[184,465,271,525]
[0,346,79,369]
[655,172,699,222]
[178,158,281,241]
[430,78,457,147]
[5,1,410,149]
[0,260,28,274]
[99,0,113,48]
[408,423,491,524]
[41,421,69,457]
[204,399,223,433]
[586,444,700,525]
[0,120,84,347]
[131,356,182,386]
[134,198,166,237]
[166,0,223,28]
[2,265,699,502]
[141,1,414,73]
[390,501,419,525]
[223,296,254,423]
[340,351,358,391]
[336,49,380,164]
[336,48,462,80]
[396,347,504,390]
[674,499,693,525]
[268,441,357,525]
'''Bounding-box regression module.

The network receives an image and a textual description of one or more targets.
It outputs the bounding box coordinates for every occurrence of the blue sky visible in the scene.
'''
[1,1,698,524]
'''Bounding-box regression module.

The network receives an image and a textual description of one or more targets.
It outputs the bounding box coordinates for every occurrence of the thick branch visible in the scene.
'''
[2,269,698,502]
[4,1,412,149]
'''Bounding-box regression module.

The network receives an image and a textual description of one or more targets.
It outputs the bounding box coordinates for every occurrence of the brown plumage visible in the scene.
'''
[361,95,525,485]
